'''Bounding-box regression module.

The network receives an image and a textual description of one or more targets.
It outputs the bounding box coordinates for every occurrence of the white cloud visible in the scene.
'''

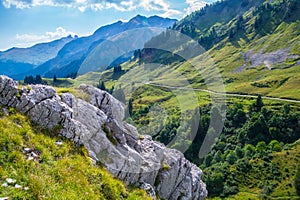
[160,9,182,18]
[76,0,87,3]
[139,0,182,17]
[78,5,87,12]
[185,0,207,14]
[14,27,76,48]
[2,0,182,17]
[90,3,104,11]
[3,0,31,8]
[140,0,168,11]
[103,1,136,12]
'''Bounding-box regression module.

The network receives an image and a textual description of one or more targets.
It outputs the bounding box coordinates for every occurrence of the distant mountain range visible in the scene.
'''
[0,15,176,80]
[0,36,75,77]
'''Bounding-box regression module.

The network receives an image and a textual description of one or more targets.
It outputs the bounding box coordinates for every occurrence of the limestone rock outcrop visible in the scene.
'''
[0,75,207,200]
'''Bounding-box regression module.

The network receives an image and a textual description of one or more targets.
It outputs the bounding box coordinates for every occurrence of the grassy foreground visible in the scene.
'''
[0,108,151,200]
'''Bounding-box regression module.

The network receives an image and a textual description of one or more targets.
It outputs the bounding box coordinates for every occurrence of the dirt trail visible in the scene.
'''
[147,82,300,104]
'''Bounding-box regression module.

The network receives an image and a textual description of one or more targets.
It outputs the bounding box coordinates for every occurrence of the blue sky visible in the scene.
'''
[0,0,218,51]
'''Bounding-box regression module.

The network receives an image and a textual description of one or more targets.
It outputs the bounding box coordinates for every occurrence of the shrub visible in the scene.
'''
[226,151,238,165]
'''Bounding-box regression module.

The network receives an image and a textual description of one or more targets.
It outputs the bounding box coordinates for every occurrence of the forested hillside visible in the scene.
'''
[199,98,300,198]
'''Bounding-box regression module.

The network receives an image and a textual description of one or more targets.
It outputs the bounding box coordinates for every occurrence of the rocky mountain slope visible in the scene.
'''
[0,75,207,200]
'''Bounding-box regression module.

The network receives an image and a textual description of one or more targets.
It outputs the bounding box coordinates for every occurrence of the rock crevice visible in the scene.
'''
[0,75,207,200]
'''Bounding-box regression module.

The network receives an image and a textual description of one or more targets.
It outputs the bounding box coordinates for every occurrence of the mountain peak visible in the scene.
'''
[129,14,148,23]
[134,14,146,19]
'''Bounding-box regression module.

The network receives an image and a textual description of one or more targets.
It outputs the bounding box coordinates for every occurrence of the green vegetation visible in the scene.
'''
[97,80,107,91]
[23,75,47,85]
[162,163,171,171]
[206,141,300,200]
[21,74,74,88]
[48,77,74,88]
[0,107,150,200]
[200,98,300,199]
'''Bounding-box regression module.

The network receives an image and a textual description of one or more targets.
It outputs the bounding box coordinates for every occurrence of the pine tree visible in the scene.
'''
[98,80,106,91]
[113,65,122,73]
[53,75,57,83]
[128,98,133,116]
[24,75,35,84]
[255,95,264,112]
[35,75,42,84]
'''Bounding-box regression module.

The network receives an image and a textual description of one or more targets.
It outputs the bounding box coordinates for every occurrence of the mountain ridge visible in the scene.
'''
[0,35,76,78]
[0,35,75,65]
[7,15,177,80]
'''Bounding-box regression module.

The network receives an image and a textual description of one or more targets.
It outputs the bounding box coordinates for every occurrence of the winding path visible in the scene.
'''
[146,82,300,104]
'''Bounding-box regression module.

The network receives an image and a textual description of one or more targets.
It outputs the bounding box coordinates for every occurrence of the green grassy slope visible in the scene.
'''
[207,19,300,99]
[0,108,150,200]
[175,0,300,99]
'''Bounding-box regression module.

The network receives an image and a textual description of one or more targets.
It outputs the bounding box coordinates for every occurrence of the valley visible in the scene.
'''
[1,0,300,199]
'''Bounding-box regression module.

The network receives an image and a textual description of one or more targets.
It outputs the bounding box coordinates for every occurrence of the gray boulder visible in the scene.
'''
[0,75,207,200]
